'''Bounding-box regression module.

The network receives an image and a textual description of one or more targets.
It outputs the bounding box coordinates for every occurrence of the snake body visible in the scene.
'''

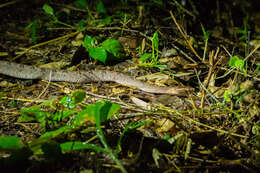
[0,60,190,95]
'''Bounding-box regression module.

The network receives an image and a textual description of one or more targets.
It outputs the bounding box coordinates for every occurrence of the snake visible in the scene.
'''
[0,60,191,95]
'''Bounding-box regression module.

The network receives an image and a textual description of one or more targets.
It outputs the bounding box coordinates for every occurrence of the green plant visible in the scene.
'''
[236,18,250,58]
[201,24,210,61]
[139,32,168,69]
[42,4,75,29]
[223,56,249,106]
[229,55,246,75]
[83,35,125,63]
[25,19,38,44]
[0,90,129,172]
[254,62,260,74]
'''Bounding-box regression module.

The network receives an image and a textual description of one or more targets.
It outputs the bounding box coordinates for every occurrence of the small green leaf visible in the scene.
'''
[224,90,232,103]
[101,39,124,59]
[96,0,107,16]
[72,90,86,104]
[43,4,54,16]
[89,47,107,63]
[0,136,23,151]
[152,32,159,50]
[60,141,105,152]
[229,56,245,71]
[0,92,2,100]
[83,35,95,50]
[60,95,75,109]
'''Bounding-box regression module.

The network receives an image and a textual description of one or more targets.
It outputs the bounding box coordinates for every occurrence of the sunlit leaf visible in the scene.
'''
[101,39,124,60]
[84,35,95,50]
[152,32,159,50]
[60,95,75,109]
[89,47,107,63]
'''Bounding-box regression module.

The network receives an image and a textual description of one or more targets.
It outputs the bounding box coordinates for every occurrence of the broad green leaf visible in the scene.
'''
[89,47,107,63]
[101,39,124,59]
[43,4,54,16]
[0,92,2,100]
[72,90,86,104]
[96,0,107,15]
[0,136,23,151]
[60,141,105,152]
[73,100,120,126]
[84,35,95,50]
[106,101,121,120]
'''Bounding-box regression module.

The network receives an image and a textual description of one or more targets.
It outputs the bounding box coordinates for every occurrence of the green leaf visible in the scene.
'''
[229,56,245,71]
[0,92,2,100]
[60,141,105,152]
[73,100,120,126]
[89,47,107,63]
[0,136,23,151]
[52,110,75,121]
[224,90,232,103]
[72,90,86,104]
[254,62,260,73]
[140,53,152,63]
[152,32,159,50]
[101,39,124,60]
[60,95,75,109]
[19,106,49,123]
[96,0,107,16]
[42,4,54,16]
[40,126,73,140]
[83,35,95,51]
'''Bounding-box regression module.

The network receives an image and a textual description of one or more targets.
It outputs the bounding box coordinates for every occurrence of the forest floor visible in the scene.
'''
[0,0,259,172]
